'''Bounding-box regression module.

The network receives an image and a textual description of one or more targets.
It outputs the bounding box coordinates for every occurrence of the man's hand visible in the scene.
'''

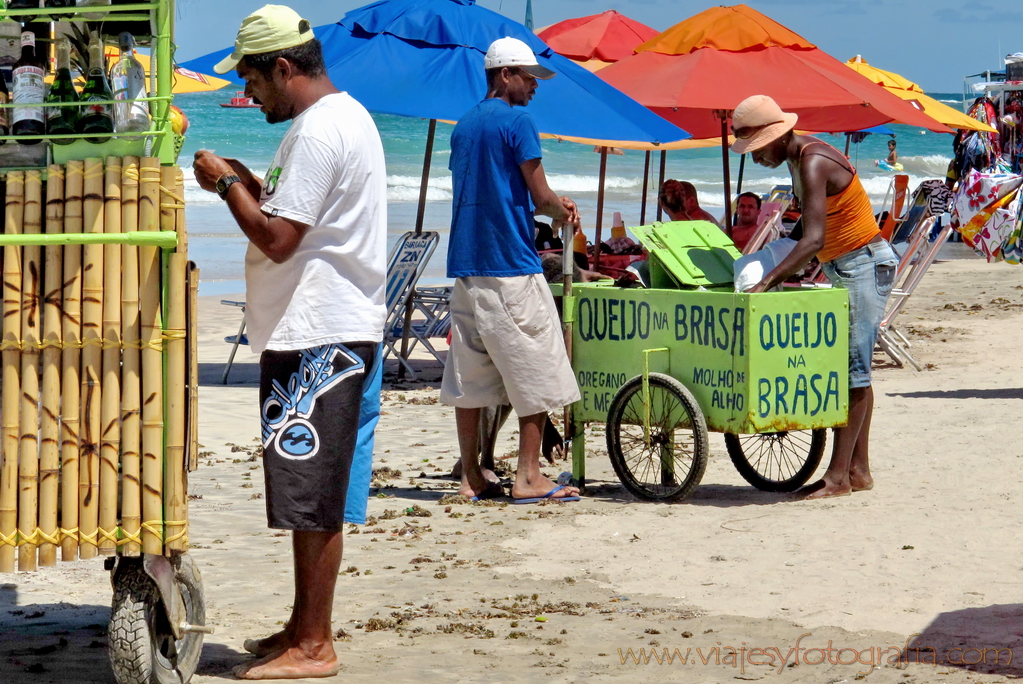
[560,196,580,226]
[193,150,235,194]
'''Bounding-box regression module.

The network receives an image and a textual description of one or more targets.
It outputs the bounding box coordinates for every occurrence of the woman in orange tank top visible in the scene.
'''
[731,95,898,501]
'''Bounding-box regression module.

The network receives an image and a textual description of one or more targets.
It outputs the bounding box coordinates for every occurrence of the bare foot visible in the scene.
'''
[243,631,291,658]
[233,646,339,680]
[511,474,579,500]
[849,471,874,492]
[458,468,500,498]
[795,479,851,500]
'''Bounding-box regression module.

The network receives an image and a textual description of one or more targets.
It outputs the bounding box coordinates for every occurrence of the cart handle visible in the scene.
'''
[0,231,178,249]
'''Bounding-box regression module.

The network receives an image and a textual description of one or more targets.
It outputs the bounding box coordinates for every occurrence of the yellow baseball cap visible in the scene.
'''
[214,4,315,74]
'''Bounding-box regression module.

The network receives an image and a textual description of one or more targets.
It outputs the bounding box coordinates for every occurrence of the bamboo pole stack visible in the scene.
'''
[39,165,65,568]
[60,162,84,562]
[99,157,122,556]
[138,158,164,557]
[1,172,24,574]
[78,158,104,560]
[18,170,42,572]
[0,157,192,573]
[120,157,142,558]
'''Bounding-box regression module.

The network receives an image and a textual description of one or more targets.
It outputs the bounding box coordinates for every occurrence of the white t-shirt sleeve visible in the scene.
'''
[262,134,342,226]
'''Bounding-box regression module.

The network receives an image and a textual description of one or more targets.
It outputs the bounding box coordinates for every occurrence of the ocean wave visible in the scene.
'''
[546,173,642,193]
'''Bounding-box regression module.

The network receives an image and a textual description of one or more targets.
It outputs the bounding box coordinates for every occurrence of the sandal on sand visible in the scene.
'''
[512,485,580,504]
[469,480,505,501]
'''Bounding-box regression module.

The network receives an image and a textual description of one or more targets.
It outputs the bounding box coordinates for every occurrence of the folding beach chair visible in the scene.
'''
[221,300,248,384]
[877,216,950,370]
[878,174,910,241]
[219,231,440,383]
[739,202,784,255]
[381,231,441,377]
[389,285,453,366]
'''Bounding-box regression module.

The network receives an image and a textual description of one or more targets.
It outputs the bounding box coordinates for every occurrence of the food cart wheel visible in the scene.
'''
[723,429,826,492]
[108,554,206,684]
[606,373,708,501]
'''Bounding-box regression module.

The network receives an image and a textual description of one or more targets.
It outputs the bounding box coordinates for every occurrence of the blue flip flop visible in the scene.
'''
[512,485,581,504]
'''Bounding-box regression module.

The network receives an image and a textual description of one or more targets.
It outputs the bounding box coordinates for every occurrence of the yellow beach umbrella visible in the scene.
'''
[104,48,231,94]
[845,55,995,133]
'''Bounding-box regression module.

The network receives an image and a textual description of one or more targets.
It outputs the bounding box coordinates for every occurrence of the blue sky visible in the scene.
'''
[174,0,1015,92]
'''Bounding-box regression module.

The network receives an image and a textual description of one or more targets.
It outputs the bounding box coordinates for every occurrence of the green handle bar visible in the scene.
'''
[0,231,178,249]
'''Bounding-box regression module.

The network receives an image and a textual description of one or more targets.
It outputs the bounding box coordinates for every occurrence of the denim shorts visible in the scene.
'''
[821,240,898,389]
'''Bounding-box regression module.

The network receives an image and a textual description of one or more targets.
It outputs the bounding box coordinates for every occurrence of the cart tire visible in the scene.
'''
[109,555,206,684]
[606,373,708,502]
[724,429,826,492]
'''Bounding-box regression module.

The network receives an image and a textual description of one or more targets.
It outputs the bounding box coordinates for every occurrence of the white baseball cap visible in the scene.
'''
[214,4,315,74]
[484,37,555,80]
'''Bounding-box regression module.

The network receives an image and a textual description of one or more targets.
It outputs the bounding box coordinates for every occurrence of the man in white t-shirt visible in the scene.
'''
[192,5,386,680]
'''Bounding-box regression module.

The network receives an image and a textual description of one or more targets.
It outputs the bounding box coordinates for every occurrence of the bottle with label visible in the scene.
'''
[0,69,10,145]
[78,31,114,143]
[12,30,45,145]
[110,32,149,133]
[573,226,587,255]
[611,211,626,239]
[46,37,78,144]
[7,1,40,8]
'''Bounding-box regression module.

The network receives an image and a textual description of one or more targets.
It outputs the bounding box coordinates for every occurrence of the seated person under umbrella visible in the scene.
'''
[729,192,762,252]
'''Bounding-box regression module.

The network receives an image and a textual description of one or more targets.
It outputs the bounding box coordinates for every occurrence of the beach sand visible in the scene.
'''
[4,258,1023,683]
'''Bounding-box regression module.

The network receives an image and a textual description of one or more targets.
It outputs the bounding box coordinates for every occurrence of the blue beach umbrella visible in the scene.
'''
[182,0,689,146]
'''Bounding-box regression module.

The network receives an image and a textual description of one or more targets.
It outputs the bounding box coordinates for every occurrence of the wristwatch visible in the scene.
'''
[216,173,242,200]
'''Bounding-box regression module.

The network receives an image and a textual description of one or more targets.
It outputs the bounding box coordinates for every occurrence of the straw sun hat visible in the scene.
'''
[730,95,798,154]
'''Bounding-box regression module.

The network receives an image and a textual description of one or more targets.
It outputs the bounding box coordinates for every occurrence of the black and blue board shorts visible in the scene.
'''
[259,341,378,531]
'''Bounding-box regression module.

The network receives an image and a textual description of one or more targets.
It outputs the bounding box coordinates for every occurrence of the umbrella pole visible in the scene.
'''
[656,151,666,221]
[640,151,650,225]
[398,118,437,380]
[720,113,732,229]
[593,146,608,272]
[560,222,573,483]
[844,133,851,157]
[736,153,746,197]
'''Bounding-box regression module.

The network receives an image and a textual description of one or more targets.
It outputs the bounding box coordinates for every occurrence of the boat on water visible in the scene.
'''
[220,91,261,108]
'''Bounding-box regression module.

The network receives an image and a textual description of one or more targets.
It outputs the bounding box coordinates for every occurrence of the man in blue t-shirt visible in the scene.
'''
[440,37,582,504]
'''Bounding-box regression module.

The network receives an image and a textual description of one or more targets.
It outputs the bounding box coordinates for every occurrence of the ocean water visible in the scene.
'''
[177,90,965,295]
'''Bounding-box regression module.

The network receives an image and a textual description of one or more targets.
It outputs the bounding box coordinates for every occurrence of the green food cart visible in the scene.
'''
[564,220,850,501]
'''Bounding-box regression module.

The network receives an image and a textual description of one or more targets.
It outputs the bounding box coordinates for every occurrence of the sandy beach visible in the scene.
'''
[4,256,1023,683]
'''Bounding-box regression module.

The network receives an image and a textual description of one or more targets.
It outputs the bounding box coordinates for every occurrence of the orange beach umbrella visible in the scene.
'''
[597,4,951,224]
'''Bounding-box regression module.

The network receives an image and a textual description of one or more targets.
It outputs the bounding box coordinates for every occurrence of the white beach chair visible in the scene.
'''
[219,231,441,383]
[381,231,441,377]
[388,285,453,366]
[877,216,950,370]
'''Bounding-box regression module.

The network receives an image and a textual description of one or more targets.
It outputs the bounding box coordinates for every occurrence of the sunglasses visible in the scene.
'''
[732,120,785,139]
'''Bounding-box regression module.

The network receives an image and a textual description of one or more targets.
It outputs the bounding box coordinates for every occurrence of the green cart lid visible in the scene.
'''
[631,220,741,288]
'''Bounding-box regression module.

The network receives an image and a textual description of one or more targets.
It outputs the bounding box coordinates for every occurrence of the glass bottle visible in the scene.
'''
[7,1,40,8]
[46,37,78,144]
[77,31,113,143]
[76,0,109,20]
[0,69,10,144]
[110,32,148,133]
[12,29,44,145]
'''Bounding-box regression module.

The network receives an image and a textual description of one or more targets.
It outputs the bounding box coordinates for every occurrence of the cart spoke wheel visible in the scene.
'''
[108,554,206,684]
[724,429,826,492]
[606,373,708,502]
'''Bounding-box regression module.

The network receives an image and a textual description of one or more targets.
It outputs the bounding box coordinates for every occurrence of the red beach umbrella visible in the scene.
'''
[537,9,658,70]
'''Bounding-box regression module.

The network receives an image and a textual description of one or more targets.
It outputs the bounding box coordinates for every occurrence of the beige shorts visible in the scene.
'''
[440,274,580,416]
